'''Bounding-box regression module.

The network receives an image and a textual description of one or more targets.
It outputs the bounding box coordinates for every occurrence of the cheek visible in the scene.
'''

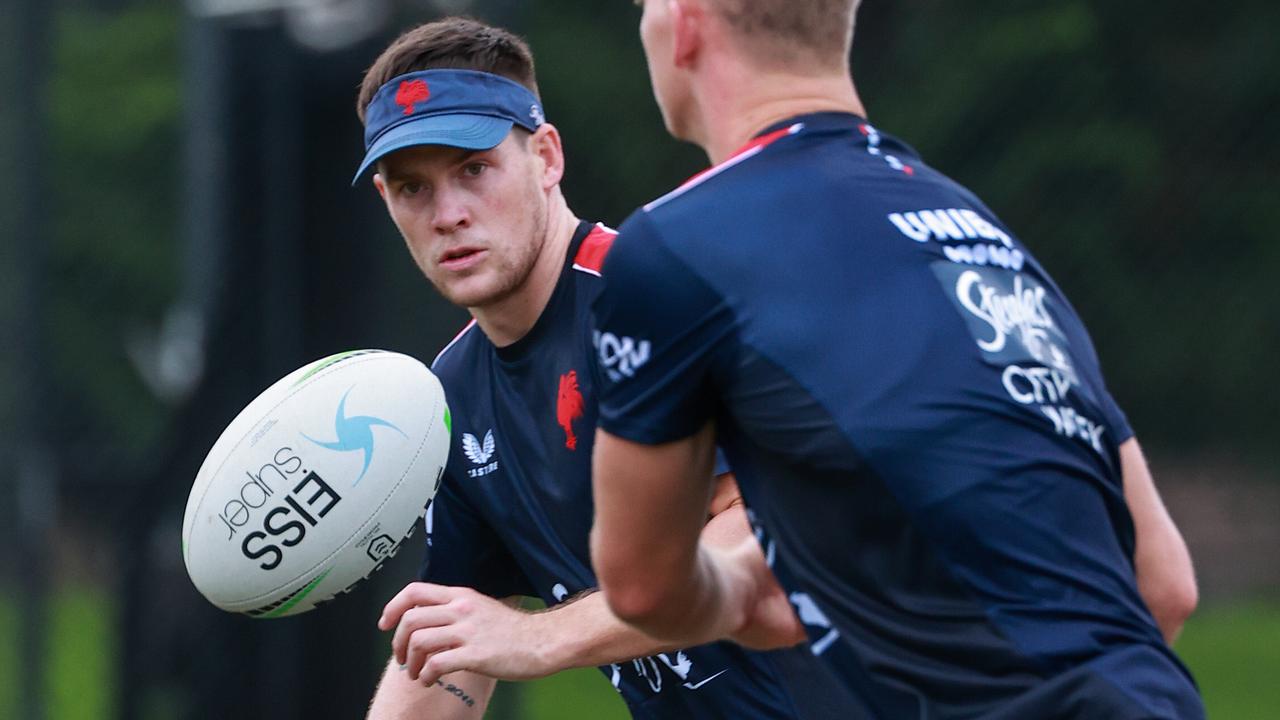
[483,168,540,232]
[387,205,434,267]
[640,15,678,115]
[640,12,662,73]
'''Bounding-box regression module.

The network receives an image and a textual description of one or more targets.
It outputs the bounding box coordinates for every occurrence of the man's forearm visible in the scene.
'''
[366,657,495,720]
[1120,438,1198,642]
[591,426,721,638]
[541,497,762,666]
[532,589,696,669]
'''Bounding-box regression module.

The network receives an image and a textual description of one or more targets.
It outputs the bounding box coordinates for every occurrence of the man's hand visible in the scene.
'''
[713,532,806,650]
[378,584,552,687]
[701,476,805,650]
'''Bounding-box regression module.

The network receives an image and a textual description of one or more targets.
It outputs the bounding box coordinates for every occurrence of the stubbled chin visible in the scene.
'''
[432,271,506,309]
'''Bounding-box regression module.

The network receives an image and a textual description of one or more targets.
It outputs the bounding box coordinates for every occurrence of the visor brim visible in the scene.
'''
[352,114,515,185]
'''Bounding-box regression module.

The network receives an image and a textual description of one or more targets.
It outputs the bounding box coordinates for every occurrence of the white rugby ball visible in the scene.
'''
[182,349,450,618]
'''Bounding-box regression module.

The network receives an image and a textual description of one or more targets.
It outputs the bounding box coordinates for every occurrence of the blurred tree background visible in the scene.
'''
[1,0,1276,718]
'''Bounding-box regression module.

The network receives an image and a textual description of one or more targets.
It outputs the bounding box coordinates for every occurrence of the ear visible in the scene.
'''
[372,173,388,201]
[530,124,566,191]
[669,0,704,69]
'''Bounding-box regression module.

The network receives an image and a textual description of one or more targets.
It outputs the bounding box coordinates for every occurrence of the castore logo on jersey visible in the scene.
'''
[462,430,499,478]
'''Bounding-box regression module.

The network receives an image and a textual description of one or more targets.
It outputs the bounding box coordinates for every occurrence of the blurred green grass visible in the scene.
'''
[1174,600,1280,719]
[0,585,117,720]
[499,667,627,720]
[1,587,1277,718]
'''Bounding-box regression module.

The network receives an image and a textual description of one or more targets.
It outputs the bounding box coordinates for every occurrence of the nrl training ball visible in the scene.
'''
[182,350,450,618]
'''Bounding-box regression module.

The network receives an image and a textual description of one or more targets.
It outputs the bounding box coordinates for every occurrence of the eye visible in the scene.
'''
[463,162,487,178]
[399,182,423,196]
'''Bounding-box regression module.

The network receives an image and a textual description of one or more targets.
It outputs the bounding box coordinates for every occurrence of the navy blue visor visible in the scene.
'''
[353,69,545,185]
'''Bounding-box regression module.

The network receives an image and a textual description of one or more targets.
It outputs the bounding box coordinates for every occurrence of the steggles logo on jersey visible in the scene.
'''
[556,370,585,450]
[954,270,1056,358]
[462,430,499,478]
[593,331,651,382]
[933,262,1108,455]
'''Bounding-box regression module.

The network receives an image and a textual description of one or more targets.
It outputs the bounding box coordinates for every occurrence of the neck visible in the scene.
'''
[471,192,578,348]
[695,67,865,165]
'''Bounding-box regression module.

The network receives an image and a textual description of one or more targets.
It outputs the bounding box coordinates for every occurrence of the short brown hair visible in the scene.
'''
[357,17,539,124]
[709,0,861,69]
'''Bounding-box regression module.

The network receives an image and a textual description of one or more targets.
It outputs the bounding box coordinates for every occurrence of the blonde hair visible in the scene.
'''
[709,0,861,69]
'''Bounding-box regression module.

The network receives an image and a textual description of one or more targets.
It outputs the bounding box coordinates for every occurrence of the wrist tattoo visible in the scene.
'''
[434,679,476,708]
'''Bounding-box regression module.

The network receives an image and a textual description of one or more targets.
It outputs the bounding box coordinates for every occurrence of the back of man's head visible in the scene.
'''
[357,17,539,123]
[708,0,861,71]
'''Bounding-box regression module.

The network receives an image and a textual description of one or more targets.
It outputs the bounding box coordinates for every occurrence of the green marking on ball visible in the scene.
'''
[261,569,331,619]
[293,350,370,387]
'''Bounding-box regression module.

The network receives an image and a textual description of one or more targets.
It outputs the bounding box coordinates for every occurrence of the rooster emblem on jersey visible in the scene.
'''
[557,370,585,450]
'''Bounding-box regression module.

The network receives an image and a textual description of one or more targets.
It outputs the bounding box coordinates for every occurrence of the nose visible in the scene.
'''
[432,186,470,235]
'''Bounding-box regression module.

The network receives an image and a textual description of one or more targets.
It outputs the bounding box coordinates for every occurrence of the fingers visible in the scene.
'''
[416,647,473,687]
[391,604,457,666]
[404,626,461,680]
[379,582,458,631]
[379,584,497,681]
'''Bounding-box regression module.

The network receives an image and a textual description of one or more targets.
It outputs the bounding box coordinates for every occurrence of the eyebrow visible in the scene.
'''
[380,148,483,181]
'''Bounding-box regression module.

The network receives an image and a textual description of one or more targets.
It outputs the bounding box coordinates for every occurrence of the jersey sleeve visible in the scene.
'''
[591,211,737,444]
[419,469,535,599]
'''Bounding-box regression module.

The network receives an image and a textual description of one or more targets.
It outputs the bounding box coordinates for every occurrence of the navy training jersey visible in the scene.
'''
[424,220,859,719]
[591,114,1204,719]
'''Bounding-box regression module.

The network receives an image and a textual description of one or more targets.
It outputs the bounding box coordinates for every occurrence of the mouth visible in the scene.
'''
[437,246,487,271]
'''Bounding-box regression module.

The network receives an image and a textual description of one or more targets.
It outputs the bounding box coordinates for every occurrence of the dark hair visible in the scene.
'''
[711,0,861,69]
[357,17,539,123]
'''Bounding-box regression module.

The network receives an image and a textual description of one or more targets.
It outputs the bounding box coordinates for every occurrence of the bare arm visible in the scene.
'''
[590,423,803,649]
[1120,437,1197,643]
[366,658,495,720]
[536,473,798,667]
[380,471,799,686]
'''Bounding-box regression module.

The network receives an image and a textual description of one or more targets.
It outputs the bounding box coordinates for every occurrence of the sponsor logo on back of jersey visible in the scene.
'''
[888,207,1027,271]
[932,262,1108,455]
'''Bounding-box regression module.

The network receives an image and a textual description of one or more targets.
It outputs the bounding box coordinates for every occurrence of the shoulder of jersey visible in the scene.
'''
[642,123,804,215]
[431,319,482,373]
[570,222,619,277]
